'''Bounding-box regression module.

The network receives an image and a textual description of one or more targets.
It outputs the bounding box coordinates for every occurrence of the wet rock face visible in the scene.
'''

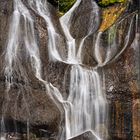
[127,0,139,13]
[0,1,63,139]
[104,29,140,139]
[0,0,139,140]
[69,0,100,39]
[69,131,98,140]
[0,0,13,55]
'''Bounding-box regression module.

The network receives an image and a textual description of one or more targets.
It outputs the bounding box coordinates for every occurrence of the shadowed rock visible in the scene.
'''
[69,131,98,140]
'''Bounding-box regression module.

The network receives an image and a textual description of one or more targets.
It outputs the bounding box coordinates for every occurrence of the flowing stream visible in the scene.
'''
[0,0,138,140]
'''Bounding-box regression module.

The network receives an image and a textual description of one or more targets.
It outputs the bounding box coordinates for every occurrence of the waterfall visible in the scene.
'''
[1,0,111,140]
[63,66,108,140]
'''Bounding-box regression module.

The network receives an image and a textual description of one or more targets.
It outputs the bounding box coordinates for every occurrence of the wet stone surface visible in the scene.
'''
[0,0,139,140]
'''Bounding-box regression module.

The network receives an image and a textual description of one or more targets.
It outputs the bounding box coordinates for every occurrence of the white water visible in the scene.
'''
[59,0,100,64]
[1,0,127,139]
[64,66,107,140]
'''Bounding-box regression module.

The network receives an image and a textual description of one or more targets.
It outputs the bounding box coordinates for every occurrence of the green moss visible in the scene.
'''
[108,25,117,44]
[58,0,126,16]
[98,0,126,6]
[59,0,76,15]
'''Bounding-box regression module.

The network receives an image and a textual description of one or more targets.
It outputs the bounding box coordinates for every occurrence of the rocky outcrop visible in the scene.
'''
[69,0,100,39]
[0,1,63,139]
[0,0,139,140]
[104,14,140,140]
[69,131,98,140]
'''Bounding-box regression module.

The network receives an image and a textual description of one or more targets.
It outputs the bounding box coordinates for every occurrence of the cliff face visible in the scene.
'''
[0,1,63,139]
[0,0,139,140]
[103,2,140,139]
[104,34,140,140]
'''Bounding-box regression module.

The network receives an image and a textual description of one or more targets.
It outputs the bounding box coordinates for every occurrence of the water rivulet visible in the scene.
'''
[0,0,138,140]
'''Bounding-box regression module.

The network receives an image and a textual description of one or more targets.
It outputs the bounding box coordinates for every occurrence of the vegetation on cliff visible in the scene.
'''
[97,0,126,6]
[99,3,126,31]
[58,0,126,16]
[59,0,76,15]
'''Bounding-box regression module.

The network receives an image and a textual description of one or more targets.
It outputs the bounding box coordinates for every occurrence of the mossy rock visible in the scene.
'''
[58,0,126,16]
[98,3,126,32]
[97,0,126,6]
[59,0,76,15]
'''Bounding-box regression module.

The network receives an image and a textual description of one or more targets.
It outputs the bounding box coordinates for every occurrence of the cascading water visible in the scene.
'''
[63,65,108,140]
[1,0,138,140]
